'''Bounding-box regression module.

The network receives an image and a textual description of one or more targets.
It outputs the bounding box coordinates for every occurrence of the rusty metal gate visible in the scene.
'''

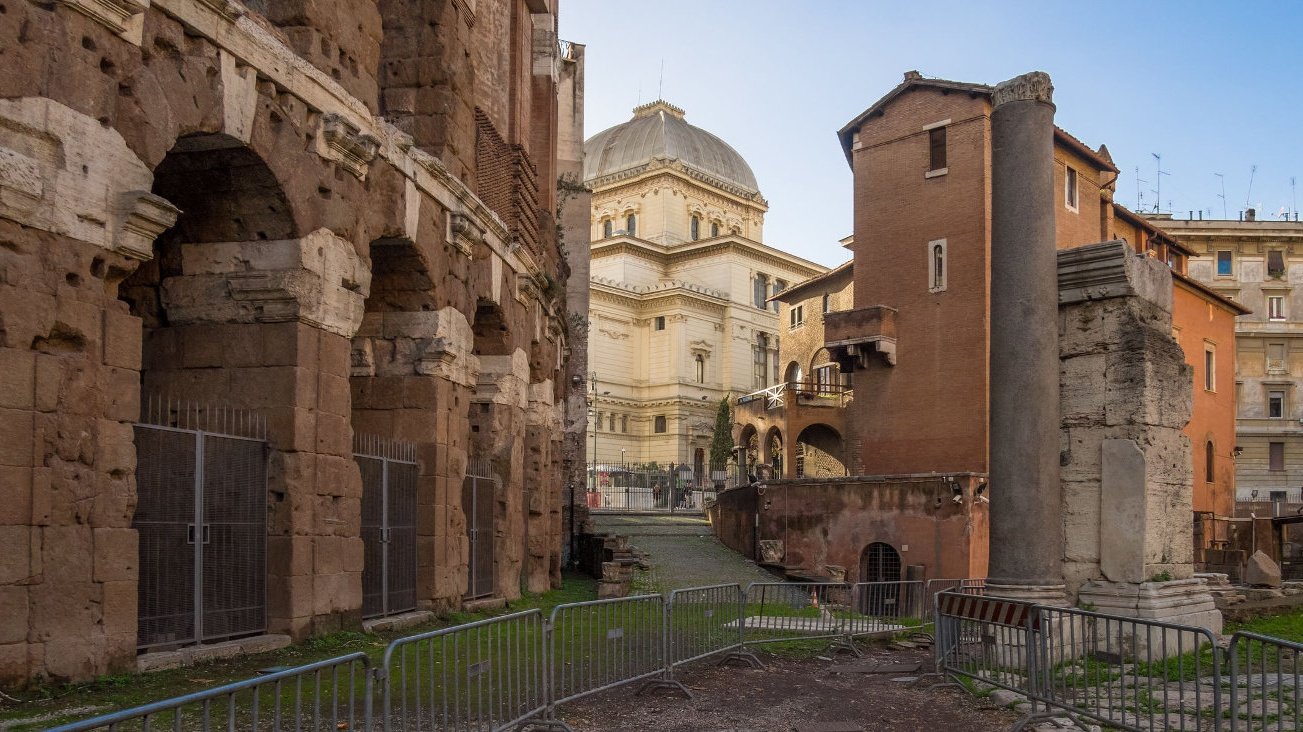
[133,400,267,650]
[356,436,418,619]
[463,457,496,600]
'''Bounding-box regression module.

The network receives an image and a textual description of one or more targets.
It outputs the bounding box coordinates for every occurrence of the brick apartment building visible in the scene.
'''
[820,72,1244,574]
[0,0,587,685]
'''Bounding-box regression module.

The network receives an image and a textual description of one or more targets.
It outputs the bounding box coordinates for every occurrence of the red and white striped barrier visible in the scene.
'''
[937,592,1037,628]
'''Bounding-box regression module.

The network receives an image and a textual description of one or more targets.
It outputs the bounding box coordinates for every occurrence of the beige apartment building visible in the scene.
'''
[583,100,826,473]
[1169,215,1303,505]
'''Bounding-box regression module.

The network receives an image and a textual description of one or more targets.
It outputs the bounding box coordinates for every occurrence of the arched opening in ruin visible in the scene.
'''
[764,427,784,478]
[859,542,904,616]
[350,237,438,618]
[783,361,801,384]
[795,423,847,478]
[121,133,298,651]
[738,424,759,480]
[466,299,515,600]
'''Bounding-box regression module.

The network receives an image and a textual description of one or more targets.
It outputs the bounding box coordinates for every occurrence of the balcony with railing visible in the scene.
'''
[824,305,897,369]
[736,380,852,412]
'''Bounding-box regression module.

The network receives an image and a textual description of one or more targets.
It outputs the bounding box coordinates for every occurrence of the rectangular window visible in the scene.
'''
[753,333,768,388]
[753,274,769,309]
[1269,343,1286,372]
[928,126,946,172]
[772,280,786,313]
[654,415,666,433]
[1269,296,1286,321]
[1065,167,1079,211]
[1216,250,1233,276]
[1270,441,1285,471]
[772,336,781,384]
[654,316,666,331]
[1268,250,1286,278]
[608,414,615,431]
[1271,490,1288,502]
[790,305,804,328]
[595,411,603,431]
[1269,390,1285,419]
[1204,345,1215,391]
[822,293,831,313]
[621,415,628,433]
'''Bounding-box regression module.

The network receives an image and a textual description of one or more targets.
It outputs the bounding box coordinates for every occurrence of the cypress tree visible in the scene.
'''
[709,395,733,467]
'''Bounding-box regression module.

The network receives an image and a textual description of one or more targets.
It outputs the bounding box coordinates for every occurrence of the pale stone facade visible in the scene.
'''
[1166,217,1303,505]
[0,0,584,685]
[583,101,825,470]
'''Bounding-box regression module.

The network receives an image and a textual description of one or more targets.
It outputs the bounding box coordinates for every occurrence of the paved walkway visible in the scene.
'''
[592,512,778,593]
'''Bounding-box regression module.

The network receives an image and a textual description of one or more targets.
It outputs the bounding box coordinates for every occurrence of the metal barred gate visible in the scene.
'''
[132,400,268,650]
[356,436,418,619]
[463,457,496,600]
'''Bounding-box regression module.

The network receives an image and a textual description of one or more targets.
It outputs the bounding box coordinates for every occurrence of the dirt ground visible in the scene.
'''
[559,646,1019,732]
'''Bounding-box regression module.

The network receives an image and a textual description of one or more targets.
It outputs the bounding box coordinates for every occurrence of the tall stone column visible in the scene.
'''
[987,71,1066,603]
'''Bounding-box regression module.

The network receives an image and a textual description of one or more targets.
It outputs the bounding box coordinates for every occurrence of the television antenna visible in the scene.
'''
[1151,153,1169,213]
[1135,167,1147,210]
[1246,164,1257,208]
[1215,173,1227,219]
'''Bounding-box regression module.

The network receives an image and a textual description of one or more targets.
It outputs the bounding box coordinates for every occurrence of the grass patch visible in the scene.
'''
[0,574,597,731]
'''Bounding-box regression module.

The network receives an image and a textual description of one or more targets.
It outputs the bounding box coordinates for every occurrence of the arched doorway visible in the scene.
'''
[739,424,759,480]
[783,360,802,385]
[859,542,904,617]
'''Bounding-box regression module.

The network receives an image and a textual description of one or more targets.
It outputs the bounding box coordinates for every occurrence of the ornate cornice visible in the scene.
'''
[318,113,380,179]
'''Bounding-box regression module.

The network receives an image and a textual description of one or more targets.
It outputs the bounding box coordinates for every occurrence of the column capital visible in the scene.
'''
[993,71,1054,108]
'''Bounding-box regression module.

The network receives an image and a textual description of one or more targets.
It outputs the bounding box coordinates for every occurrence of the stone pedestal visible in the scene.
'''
[1078,580,1221,660]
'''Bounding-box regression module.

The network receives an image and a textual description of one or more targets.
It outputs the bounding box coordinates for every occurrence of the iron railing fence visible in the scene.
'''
[1227,631,1303,732]
[48,653,373,732]
[585,462,730,513]
[923,578,986,623]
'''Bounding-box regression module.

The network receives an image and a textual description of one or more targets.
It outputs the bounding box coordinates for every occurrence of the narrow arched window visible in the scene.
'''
[695,355,705,383]
[711,222,720,237]
[933,243,945,289]
[626,213,637,236]
[603,219,612,238]
[690,216,700,241]
[1206,440,1215,483]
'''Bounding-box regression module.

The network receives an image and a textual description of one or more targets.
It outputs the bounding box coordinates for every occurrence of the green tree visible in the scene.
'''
[709,396,734,467]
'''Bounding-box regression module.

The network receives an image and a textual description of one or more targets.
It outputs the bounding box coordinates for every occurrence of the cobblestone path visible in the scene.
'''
[592,512,778,593]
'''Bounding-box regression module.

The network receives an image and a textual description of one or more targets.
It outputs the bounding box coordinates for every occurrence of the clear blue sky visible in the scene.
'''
[560,1,1303,268]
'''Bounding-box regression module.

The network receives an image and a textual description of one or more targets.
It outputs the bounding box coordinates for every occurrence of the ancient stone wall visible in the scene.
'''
[0,0,579,685]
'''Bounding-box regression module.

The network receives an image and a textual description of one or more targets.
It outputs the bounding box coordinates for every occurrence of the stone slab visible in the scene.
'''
[363,610,435,633]
[827,661,922,675]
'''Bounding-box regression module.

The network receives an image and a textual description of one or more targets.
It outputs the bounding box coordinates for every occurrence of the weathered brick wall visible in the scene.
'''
[263,0,383,112]
[847,87,992,476]
[710,476,989,581]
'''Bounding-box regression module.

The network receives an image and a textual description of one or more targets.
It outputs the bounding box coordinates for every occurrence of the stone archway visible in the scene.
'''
[121,132,370,644]
[795,423,846,478]
[764,427,784,478]
[860,542,902,584]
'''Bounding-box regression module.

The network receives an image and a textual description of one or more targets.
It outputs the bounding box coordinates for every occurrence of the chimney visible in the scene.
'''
[1247,208,1257,222]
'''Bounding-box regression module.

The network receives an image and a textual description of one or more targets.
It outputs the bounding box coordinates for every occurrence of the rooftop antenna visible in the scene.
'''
[1292,176,1297,218]
[1246,164,1257,208]
[1151,153,1168,213]
[658,58,664,100]
[1135,166,1147,210]
[1215,173,1227,219]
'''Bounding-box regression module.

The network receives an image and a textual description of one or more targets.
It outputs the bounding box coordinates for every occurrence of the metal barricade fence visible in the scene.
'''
[665,584,760,670]
[848,581,927,637]
[1034,604,1222,732]
[933,590,1044,710]
[1228,631,1303,732]
[924,579,986,623]
[378,609,547,732]
[741,582,862,655]
[47,653,373,732]
[546,595,674,709]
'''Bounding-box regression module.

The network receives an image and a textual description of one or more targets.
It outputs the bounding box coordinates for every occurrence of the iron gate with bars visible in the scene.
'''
[356,436,418,619]
[463,457,496,600]
[133,399,268,650]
